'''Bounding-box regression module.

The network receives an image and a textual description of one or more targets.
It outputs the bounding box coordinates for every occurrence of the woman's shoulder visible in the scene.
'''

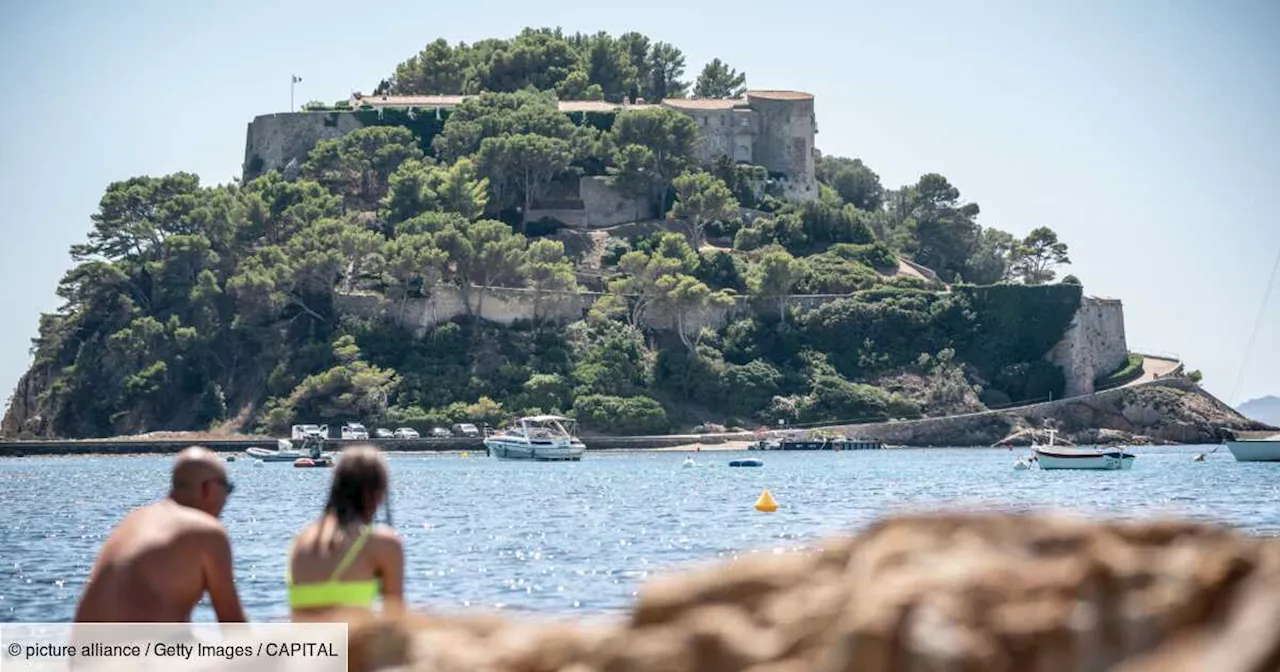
[369,524,403,548]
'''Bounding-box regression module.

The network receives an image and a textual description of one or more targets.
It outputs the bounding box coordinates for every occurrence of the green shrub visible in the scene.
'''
[572,394,668,434]
[1095,353,1144,390]
[718,360,783,417]
[980,389,1013,408]
[799,375,919,423]
[953,283,1082,380]
[795,254,878,294]
[993,361,1066,403]
[733,225,766,251]
[827,242,897,272]
[525,217,565,237]
[696,249,746,291]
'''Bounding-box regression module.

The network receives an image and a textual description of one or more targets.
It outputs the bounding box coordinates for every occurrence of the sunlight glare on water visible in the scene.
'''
[1,445,1277,622]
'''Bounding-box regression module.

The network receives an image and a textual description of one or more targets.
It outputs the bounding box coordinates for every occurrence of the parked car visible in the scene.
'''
[373,428,394,439]
[430,427,452,438]
[393,427,420,439]
[341,422,370,440]
[452,423,480,437]
[290,424,322,441]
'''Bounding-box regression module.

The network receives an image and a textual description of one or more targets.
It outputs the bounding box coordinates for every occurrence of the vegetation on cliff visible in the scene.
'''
[6,29,1083,439]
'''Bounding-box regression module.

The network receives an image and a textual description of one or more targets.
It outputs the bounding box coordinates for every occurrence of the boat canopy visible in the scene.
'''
[521,414,574,423]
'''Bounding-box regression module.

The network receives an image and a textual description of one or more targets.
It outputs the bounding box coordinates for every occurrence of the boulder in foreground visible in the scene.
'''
[333,512,1280,672]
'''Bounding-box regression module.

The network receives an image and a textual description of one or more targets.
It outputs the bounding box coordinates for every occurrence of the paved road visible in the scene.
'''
[1131,355,1182,385]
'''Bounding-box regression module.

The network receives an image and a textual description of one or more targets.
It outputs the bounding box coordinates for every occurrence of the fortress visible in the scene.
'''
[242,90,819,226]
[241,90,1132,400]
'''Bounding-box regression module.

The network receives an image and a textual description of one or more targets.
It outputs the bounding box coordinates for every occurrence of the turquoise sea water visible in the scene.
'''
[2,445,1278,623]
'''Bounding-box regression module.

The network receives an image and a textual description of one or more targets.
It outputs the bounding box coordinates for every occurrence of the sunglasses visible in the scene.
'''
[214,478,236,495]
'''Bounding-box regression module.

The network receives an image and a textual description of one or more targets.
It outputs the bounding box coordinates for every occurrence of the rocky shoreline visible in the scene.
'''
[840,378,1271,448]
[1,379,1268,456]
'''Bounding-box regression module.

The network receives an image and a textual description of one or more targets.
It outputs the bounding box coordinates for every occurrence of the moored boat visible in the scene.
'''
[483,415,585,461]
[1033,429,1135,471]
[1226,434,1280,462]
[246,440,309,462]
[246,437,331,463]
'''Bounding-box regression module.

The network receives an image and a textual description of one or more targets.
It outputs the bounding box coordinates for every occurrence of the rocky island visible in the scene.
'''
[2,28,1264,444]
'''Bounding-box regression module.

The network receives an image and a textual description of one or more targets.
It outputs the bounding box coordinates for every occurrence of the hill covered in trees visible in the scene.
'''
[3,28,1085,439]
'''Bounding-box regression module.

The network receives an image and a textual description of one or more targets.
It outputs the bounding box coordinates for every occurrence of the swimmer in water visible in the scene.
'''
[74,446,246,623]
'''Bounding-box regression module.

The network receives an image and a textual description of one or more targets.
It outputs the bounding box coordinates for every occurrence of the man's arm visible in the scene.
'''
[201,526,248,623]
[375,529,405,615]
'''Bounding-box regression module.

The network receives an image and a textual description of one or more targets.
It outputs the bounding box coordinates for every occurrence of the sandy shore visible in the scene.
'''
[648,440,755,452]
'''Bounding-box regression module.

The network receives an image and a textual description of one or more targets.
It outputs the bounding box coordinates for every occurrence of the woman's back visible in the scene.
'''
[287,445,403,622]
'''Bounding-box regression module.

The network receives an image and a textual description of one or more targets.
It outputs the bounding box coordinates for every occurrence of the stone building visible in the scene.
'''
[242,90,819,226]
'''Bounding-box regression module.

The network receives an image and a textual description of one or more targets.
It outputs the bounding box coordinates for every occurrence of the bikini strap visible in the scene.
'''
[329,526,373,580]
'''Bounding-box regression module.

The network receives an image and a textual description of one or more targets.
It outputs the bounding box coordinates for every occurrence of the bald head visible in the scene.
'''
[170,447,232,517]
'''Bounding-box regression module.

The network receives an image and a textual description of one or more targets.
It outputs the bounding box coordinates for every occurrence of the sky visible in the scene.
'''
[0,0,1277,408]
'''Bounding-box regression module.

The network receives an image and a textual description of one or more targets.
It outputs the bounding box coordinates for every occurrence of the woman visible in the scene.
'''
[287,445,404,622]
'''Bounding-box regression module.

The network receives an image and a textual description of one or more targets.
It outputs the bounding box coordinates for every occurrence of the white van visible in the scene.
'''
[291,424,322,441]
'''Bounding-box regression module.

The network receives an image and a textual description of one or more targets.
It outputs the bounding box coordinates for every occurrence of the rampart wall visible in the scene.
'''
[338,287,1130,393]
[1045,297,1128,397]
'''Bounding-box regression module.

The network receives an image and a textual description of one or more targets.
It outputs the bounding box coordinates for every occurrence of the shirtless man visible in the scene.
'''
[73,447,247,622]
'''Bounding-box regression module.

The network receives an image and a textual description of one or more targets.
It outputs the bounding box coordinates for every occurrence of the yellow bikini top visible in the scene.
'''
[287,525,380,610]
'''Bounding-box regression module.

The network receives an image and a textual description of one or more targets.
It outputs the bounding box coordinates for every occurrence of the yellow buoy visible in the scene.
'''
[755,488,778,512]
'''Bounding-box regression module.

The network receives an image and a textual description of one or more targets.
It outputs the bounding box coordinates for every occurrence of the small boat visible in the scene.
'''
[483,415,585,461]
[247,438,332,463]
[729,459,763,467]
[246,440,310,462]
[681,457,696,468]
[1226,434,1280,462]
[293,456,334,468]
[1034,429,1134,471]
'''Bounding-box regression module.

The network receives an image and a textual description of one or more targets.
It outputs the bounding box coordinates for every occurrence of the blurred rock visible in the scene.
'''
[329,512,1280,672]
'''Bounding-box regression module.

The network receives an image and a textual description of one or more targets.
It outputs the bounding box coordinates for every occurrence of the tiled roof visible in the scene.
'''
[559,100,646,112]
[745,90,813,100]
[351,94,467,107]
[662,98,745,110]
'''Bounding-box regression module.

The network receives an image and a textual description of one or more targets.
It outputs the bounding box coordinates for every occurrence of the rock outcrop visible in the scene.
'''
[324,512,1280,672]
[1,366,47,438]
[837,378,1271,447]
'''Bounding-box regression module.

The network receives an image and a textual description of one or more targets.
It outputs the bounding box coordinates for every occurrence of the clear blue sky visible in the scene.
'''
[1,0,1277,407]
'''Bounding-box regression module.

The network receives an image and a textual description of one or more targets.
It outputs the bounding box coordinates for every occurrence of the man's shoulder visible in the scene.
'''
[165,502,228,538]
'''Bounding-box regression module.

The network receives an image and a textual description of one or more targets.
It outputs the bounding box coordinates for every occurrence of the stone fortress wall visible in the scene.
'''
[337,286,1129,392]
[242,90,820,220]
[1046,297,1128,397]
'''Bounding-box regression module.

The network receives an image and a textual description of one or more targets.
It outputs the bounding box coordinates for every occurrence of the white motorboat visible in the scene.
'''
[1226,434,1280,462]
[246,438,330,463]
[483,415,585,461]
[1033,429,1135,471]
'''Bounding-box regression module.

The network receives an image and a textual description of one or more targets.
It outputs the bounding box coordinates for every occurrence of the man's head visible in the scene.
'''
[170,447,234,517]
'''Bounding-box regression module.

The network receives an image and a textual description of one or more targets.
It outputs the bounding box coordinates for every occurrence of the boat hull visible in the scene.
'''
[1226,440,1280,462]
[1035,449,1135,471]
[483,438,584,461]
[245,446,332,462]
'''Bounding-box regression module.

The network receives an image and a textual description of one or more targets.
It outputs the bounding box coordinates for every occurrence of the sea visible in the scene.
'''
[1,445,1277,623]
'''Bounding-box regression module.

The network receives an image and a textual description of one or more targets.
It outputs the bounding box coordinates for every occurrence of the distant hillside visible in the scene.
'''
[1237,395,1280,428]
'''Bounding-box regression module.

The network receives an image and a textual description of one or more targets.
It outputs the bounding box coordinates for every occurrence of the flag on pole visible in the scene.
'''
[292,75,302,83]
